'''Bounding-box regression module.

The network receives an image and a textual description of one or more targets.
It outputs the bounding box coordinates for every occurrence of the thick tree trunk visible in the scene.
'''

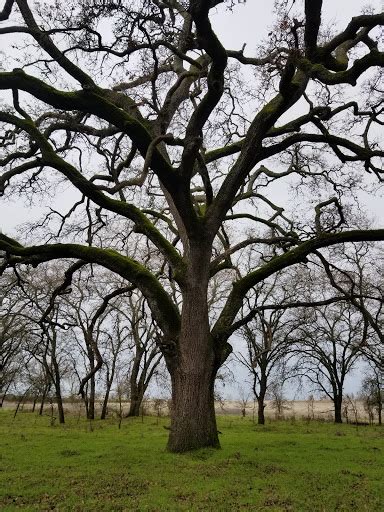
[127,393,142,417]
[167,364,219,452]
[166,245,221,452]
[257,395,266,425]
[334,395,343,423]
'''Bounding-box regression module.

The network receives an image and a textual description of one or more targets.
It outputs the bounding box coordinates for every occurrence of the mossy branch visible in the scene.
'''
[320,13,384,57]
[211,229,384,343]
[302,50,384,86]
[0,111,184,275]
[0,71,178,195]
[0,234,181,338]
[205,71,309,237]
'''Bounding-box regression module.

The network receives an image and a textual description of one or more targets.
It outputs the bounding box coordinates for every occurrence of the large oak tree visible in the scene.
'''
[0,0,384,451]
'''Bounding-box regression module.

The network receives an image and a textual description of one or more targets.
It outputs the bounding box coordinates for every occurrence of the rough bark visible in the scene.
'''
[166,245,221,452]
[168,360,219,452]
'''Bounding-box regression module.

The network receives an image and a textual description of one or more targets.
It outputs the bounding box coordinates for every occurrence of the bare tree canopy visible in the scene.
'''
[0,0,384,451]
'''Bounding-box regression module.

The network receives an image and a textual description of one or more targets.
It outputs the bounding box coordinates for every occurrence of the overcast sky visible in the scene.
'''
[213,0,384,45]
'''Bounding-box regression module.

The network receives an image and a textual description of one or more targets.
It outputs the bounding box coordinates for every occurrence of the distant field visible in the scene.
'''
[221,399,373,423]
[1,398,373,423]
[1,409,383,511]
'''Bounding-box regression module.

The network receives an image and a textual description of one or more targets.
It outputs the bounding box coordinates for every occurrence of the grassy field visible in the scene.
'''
[1,410,383,511]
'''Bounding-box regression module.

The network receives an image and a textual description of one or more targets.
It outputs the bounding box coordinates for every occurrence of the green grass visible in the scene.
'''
[1,410,383,511]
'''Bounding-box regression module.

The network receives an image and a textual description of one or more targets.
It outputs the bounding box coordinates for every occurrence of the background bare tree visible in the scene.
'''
[0,278,28,406]
[122,292,162,417]
[361,362,383,425]
[237,274,299,424]
[59,269,132,419]
[293,302,365,423]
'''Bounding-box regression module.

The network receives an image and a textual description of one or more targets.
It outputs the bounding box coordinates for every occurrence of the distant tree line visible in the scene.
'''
[1,242,383,425]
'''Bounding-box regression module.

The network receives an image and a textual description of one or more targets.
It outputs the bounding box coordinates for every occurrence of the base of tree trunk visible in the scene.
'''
[334,410,343,423]
[257,399,265,425]
[166,371,220,452]
[57,406,65,424]
[126,399,141,417]
[167,417,220,452]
